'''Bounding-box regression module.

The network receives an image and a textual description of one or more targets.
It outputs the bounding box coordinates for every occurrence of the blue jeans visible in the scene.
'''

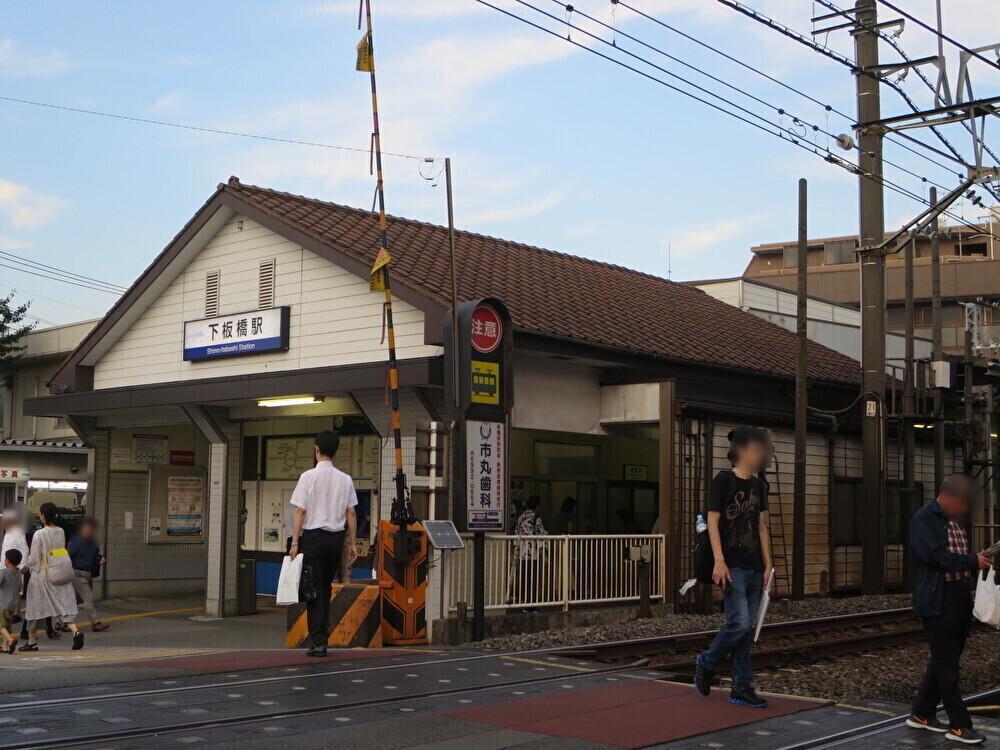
[697,568,762,690]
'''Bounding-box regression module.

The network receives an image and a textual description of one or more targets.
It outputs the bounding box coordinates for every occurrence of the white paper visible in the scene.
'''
[276,555,303,606]
[679,578,698,596]
[753,568,775,643]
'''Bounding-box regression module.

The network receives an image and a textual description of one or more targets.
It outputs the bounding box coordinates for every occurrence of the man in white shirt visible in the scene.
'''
[0,509,28,571]
[289,431,358,657]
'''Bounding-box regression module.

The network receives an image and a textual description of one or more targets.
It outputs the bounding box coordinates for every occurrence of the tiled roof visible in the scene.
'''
[223,178,861,386]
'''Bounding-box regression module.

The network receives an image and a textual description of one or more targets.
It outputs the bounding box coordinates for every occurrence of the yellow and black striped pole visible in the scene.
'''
[359,0,412,527]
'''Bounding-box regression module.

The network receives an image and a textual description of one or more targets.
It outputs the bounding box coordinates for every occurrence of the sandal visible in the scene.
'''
[92,622,110,632]
[6,639,15,655]
[19,642,38,652]
[72,631,84,651]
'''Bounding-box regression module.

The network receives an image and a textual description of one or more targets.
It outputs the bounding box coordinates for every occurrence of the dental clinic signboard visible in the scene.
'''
[183,306,290,362]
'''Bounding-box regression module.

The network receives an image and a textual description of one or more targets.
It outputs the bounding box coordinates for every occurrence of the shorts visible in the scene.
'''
[0,609,11,631]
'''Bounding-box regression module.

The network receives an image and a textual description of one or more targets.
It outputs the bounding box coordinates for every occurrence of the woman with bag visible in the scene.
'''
[19,503,83,651]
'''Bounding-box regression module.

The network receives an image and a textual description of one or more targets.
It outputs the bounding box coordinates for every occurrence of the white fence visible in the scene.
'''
[442,534,666,613]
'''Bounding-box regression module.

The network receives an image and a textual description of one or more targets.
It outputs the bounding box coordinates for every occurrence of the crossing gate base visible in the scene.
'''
[285,583,383,649]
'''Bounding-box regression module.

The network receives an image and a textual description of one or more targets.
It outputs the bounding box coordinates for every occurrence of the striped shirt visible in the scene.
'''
[944,520,971,582]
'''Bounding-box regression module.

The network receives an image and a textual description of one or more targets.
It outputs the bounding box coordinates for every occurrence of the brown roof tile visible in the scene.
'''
[223,178,861,386]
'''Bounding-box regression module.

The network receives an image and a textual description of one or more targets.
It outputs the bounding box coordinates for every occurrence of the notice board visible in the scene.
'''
[146,464,206,544]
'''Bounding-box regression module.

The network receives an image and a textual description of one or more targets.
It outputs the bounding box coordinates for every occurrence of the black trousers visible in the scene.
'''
[300,528,346,648]
[912,581,973,729]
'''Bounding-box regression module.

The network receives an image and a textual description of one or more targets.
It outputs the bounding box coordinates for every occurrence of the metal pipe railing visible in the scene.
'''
[443,534,666,613]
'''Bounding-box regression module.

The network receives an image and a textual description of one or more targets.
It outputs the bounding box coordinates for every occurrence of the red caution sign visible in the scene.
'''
[470,303,503,354]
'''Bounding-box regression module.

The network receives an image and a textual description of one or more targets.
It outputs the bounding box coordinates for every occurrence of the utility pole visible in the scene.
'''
[855,0,887,594]
[446,158,460,410]
[930,187,946,489]
[793,178,808,600]
[902,232,915,590]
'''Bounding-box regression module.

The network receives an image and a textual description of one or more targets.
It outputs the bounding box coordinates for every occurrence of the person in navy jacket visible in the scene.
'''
[906,474,992,745]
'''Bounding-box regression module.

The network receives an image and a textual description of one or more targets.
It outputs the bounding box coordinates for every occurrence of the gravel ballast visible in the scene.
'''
[475,593,1000,704]
[475,594,913,651]
[754,629,999,704]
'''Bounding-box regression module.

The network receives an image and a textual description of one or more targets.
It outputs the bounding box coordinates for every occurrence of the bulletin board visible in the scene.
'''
[146,464,206,544]
[263,435,315,480]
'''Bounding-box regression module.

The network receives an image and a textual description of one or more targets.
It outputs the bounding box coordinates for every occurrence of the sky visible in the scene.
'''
[0,0,998,327]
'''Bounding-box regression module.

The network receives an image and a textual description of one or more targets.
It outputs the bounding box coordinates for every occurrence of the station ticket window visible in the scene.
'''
[241,429,381,595]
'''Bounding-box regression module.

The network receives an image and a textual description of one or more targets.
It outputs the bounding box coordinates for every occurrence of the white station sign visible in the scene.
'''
[183,306,290,362]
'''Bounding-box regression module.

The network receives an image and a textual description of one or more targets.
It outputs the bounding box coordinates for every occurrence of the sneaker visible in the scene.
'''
[946,728,986,745]
[694,657,714,696]
[730,686,768,708]
[906,715,947,733]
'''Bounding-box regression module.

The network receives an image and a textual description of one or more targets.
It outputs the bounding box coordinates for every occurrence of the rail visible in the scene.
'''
[442,533,666,613]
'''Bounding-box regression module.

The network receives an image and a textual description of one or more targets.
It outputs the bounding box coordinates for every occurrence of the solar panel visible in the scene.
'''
[423,520,465,550]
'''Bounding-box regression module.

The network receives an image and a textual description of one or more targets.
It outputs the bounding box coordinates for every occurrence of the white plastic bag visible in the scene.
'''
[973,567,1000,629]
[276,555,303,606]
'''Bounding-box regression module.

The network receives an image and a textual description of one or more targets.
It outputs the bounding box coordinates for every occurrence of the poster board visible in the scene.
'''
[146,465,206,544]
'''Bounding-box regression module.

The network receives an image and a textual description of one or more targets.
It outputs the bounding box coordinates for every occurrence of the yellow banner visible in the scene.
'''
[370,248,390,292]
[356,33,373,72]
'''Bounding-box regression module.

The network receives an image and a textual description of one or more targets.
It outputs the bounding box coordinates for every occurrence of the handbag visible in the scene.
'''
[973,566,1000,629]
[276,555,303,607]
[41,530,74,586]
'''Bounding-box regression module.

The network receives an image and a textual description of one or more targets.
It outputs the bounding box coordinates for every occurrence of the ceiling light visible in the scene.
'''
[257,396,323,408]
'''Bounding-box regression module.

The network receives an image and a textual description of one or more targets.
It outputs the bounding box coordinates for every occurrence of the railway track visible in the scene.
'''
[782,685,1000,749]
[557,607,924,672]
[0,607,939,749]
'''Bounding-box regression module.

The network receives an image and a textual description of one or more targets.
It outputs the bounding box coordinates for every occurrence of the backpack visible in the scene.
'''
[693,525,714,585]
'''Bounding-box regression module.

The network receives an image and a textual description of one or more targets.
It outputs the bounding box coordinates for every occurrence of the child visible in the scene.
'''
[0,549,22,654]
[694,426,774,708]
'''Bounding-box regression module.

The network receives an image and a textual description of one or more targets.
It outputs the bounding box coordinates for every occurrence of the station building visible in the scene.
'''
[23,178,960,630]
[0,319,96,510]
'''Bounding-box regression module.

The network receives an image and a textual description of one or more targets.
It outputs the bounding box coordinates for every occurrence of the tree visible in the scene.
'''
[0,293,35,366]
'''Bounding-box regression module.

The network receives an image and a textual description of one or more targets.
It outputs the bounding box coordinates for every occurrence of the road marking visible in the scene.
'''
[74,607,203,627]
[504,656,594,672]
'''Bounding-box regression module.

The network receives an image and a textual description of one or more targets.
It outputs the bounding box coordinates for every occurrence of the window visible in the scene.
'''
[831,477,918,547]
[961,242,988,257]
[258,259,276,309]
[205,270,221,317]
[782,246,798,268]
[824,239,855,265]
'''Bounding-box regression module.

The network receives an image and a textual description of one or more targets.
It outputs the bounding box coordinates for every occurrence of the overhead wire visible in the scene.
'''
[0,95,433,162]
[623,0,977,186]
[0,260,125,295]
[479,0,998,241]
[875,0,1000,74]
[0,250,127,294]
[714,0,996,193]
[813,0,1000,202]
[561,1,975,212]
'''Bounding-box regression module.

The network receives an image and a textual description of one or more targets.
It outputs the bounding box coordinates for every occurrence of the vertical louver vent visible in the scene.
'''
[205,270,220,317]
[259,259,276,309]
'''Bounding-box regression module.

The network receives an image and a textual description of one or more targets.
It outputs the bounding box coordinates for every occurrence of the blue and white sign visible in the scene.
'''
[466,420,505,531]
[183,306,290,362]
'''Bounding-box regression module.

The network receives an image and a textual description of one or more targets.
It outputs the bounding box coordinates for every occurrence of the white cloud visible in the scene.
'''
[0,180,67,230]
[0,236,30,250]
[0,39,71,77]
[672,212,770,256]
[145,91,184,113]
[465,191,565,225]
[310,0,481,18]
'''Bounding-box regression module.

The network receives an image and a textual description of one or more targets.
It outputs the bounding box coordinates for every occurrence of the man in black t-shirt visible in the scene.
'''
[694,427,774,709]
